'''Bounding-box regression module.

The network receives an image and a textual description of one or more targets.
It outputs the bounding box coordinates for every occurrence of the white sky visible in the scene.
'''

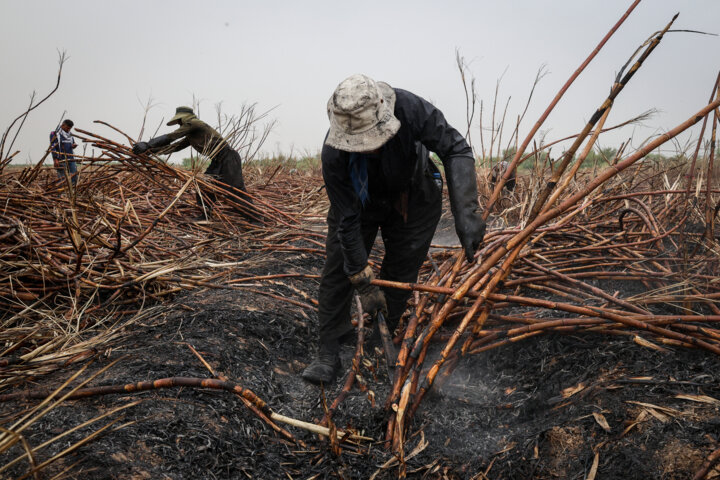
[1,1,718,164]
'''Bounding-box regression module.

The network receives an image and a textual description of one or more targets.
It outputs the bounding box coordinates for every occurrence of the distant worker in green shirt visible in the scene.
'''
[132,106,258,221]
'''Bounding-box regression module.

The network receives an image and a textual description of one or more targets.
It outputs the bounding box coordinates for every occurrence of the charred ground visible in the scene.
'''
[3,233,720,480]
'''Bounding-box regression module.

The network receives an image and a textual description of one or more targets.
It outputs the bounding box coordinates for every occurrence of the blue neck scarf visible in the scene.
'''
[349,152,370,206]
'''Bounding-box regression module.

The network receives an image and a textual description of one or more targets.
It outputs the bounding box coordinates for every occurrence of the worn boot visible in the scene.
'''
[302,343,341,385]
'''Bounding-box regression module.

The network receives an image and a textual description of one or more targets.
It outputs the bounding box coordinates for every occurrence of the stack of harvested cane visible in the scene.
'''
[0,125,319,392]
[0,126,341,478]
[356,8,720,477]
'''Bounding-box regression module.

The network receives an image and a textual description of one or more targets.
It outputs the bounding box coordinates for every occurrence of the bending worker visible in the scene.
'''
[490,159,516,192]
[132,106,257,220]
[302,74,486,384]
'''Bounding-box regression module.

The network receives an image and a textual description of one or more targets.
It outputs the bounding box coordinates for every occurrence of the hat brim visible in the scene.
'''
[325,82,400,153]
[167,113,194,126]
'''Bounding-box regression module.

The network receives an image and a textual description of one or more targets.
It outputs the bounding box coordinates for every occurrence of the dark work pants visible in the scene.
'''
[318,186,442,346]
[199,147,259,220]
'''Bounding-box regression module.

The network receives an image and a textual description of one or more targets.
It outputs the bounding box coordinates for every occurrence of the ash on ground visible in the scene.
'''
[4,247,720,480]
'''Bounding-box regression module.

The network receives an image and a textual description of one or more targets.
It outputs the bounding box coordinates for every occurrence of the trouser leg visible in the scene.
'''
[318,187,441,343]
[198,156,221,210]
[217,149,247,191]
[67,161,78,185]
[317,207,378,346]
[215,148,262,221]
[379,195,442,329]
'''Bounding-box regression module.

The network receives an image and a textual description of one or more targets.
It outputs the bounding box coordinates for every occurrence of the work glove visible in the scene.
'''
[455,208,486,262]
[132,135,172,155]
[445,156,486,263]
[132,142,149,155]
[348,265,387,316]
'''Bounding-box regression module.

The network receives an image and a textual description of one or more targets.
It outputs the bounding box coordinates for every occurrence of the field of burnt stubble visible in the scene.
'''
[1,134,720,479]
[2,6,720,478]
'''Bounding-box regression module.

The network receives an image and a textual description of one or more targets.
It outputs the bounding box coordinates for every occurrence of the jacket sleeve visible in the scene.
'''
[398,89,479,219]
[49,131,60,160]
[321,142,368,276]
[398,89,475,170]
[166,137,192,153]
[149,122,197,154]
[164,122,193,142]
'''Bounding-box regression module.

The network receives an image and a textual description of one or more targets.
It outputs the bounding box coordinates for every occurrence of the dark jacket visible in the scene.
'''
[322,88,475,276]
[163,117,229,157]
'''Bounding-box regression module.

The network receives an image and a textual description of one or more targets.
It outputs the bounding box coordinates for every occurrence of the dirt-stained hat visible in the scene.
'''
[167,106,196,126]
[325,74,400,152]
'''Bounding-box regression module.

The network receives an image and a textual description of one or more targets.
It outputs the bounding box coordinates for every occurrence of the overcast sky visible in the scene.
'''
[1,1,718,164]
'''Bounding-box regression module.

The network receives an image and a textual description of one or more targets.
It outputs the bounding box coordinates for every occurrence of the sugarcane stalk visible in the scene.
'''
[323,295,367,422]
[686,72,720,194]
[528,14,678,222]
[0,376,373,442]
[484,0,642,214]
[703,85,719,241]
[693,443,720,480]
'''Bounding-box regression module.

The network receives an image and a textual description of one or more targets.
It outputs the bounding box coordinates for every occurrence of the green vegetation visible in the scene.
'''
[177,152,322,172]
[250,152,321,171]
[181,156,210,170]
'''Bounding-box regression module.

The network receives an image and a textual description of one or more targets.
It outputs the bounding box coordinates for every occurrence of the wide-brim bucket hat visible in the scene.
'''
[167,106,197,126]
[325,74,400,152]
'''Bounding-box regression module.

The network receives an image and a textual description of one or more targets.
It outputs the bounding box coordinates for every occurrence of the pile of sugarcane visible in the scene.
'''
[0,125,329,392]
[378,161,719,446]
[319,6,720,476]
[394,23,719,480]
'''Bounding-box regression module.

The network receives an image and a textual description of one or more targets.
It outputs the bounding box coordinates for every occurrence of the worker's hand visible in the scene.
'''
[349,265,388,316]
[455,209,486,263]
[132,142,149,155]
[357,284,387,317]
